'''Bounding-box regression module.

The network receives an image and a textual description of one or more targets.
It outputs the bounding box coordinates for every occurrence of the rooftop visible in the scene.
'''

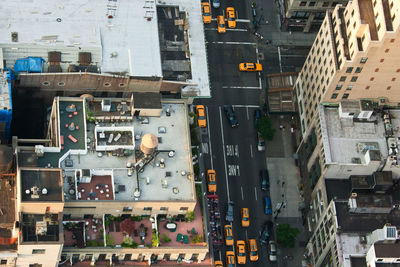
[335,202,400,233]
[320,106,388,164]
[20,169,63,202]
[21,213,61,242]
[32,97,194,202]
[374,243,400,258]
[0,0,162,77]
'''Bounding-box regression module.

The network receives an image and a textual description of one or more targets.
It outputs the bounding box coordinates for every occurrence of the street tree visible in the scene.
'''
[257,115,276,141]
[276,224,300,248]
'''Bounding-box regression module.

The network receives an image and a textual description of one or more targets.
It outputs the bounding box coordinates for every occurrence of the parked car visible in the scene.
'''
[257,132,265,152]
[212,0,220,8]
[239,63,263,72]
[224,225,234,246]
[260,169,270,191]
[269,241,277,262]
[226,251,235,267]
[201,2,212,24]
[217,15,226,33]
[236,240,246,265]
[254,109,261,127]
[224,106,239,128]
[260,221,273,244]
[226,7,236,28]
[265,196,272,214]
[225,201,234,222]
[214,260,223,267]
[196,105,206,128]
[248,239,259,261]
[207,169,217,193]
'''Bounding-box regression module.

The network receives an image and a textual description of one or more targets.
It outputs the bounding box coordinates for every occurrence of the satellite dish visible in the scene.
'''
[42,188,48,195]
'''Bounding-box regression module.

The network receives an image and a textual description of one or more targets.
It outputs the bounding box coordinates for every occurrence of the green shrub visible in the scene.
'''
[152,229,159,247]
[161,234,171,243]
[185,211,195,222]
[106,234,115,247]
[190,235,203,244]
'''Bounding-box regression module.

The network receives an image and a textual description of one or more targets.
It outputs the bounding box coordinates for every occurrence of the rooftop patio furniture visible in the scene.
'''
[183,235,189,244]
[165,222,177,232]
[176,233,183,242]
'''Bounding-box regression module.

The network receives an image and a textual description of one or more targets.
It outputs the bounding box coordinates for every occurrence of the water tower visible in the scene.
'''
[140,133,158,155]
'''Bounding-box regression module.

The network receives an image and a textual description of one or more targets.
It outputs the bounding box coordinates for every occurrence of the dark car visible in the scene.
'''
[224,106,239,128]
[260,221,273,244]
[225,201,234,222]
[254,109,261,127]
[265,196,272,215]
[260,169,270,191]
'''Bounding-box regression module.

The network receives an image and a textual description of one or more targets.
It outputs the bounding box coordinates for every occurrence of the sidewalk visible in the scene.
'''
[265,114,307,267]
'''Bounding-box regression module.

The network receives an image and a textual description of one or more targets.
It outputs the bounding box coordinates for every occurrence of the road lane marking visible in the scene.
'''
[246,106,249,120]
[211,18,250,23]
[210,41,256,45]
[219,106,230,201]
[241,186,244,200]
[278,46,283,73]
[222,85,261,89]
[206,106,214,169]
[231,104,260,108]
[205,28,248,32]
[250,144,253,158]
[254,187,258,201]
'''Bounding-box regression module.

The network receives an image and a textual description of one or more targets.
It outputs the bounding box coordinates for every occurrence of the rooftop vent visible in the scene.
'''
[11,32,18,42]
[101,99,111,112]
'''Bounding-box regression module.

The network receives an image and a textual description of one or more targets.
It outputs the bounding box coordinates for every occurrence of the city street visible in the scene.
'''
[196,0,313,266]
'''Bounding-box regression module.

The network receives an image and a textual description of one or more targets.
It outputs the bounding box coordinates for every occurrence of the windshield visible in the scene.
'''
[239,252,245,257]
[219,23,224,27]
[209,181,216,185]
[251,251,257,256]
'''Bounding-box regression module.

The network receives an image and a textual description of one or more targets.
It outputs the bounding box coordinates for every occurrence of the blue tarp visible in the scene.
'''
[14,57,45,74]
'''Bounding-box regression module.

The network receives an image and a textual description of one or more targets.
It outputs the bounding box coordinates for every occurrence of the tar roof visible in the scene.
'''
[0,0,162,77]
[335,202,400,232]
[374,243,400,258]
[20,169,63,202]
[0,178,15,224]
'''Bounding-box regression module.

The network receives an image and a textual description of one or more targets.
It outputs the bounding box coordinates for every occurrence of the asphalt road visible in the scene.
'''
[196,0,310,266]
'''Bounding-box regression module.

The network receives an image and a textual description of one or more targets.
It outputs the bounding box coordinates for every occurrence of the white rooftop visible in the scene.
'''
[0,0,162,77]
[320,106,388,164]
[60,101,194,202]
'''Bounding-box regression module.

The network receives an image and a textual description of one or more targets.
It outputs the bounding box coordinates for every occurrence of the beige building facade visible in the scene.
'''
[282,0,348,32]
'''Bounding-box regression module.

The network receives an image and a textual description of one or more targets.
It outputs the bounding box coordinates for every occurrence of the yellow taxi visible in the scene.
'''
[217,15,226,33]
[214,260,223,267]
[241,208,250,227]
[226,251,235,267]
[202,2,212,24]
[226,7,236,28]
[239,63,263,72]
[236,240,246,265]
[224,225,234,246]
[207,169,217,193]
[196,105,206,128]
[248,239,259,261]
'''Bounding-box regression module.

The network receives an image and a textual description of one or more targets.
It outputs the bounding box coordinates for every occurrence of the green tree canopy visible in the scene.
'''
[276,224,300,248]
[257,115,276,141]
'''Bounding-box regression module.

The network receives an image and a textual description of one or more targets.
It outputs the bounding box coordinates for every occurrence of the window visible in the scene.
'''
[346,85,354,90]
[370,77,375,81]
[180,207,189,211]
[32,249,45,254]
[346,67,353,73]
[332,2,338,7]
[322,2,329,7]
[331,93,338,99]
[392,78,396,82]
[360,57,368,63]
[385,48,390,53]
[355,67,363,73]
[335,84,342,90]
[339,76,346,82]
[160,207,168,211]
[387,86,392,90]
[123,207,133,212]
[83,214,94,219]
[29,265,42,267]
[351,76,358,82]
[143,207,152,211]
[377,259,383,262]
[375,68,379,72]
[300,1,307,6]
[365,86,370,90]
[309,1,315,6]
[0,260,7,265]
